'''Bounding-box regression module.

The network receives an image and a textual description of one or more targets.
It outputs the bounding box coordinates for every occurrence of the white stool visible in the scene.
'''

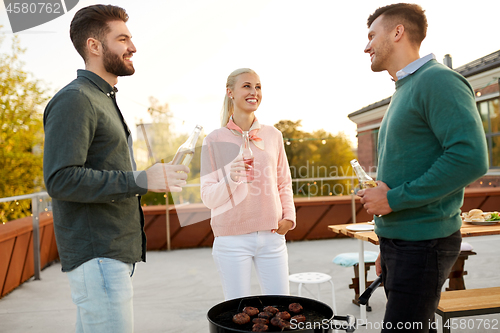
[289,272,337,314]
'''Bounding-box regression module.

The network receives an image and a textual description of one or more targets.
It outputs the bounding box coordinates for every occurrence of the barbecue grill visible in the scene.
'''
[207,295,356,332]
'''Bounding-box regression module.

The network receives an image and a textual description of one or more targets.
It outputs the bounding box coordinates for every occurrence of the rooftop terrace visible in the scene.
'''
[1,235,499,333]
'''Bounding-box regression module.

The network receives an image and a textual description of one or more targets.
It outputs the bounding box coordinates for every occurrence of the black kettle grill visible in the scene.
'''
[207,295,356,332]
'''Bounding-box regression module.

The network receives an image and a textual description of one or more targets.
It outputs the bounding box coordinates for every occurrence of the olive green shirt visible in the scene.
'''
[43,70,148,272]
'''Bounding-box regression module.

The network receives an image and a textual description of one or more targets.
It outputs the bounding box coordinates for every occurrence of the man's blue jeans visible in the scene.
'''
[66,258,136,333]
[380,230,461,333]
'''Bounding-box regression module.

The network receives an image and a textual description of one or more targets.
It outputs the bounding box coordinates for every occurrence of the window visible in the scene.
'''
[477,97,500,168]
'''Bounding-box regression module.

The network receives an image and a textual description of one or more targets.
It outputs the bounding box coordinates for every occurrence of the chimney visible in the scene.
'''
[443,54,453,69]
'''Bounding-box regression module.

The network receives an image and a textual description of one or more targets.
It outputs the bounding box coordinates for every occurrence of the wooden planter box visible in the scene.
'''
[2,187,500,299]
[0,212,58,298]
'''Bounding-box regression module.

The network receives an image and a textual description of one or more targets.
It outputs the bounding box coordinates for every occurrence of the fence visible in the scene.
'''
[2,174,500,297]
[0,192,50,281]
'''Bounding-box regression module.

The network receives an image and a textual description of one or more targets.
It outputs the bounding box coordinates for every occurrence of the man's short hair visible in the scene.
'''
[367,3,427,46]
[70,5,129,62]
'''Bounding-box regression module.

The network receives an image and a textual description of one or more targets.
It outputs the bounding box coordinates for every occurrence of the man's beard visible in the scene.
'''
[102,43,135,77]
[370,36,392,73]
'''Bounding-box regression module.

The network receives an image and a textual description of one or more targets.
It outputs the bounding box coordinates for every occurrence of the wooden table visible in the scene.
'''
[328,221,500,323]
[329,221,500,246]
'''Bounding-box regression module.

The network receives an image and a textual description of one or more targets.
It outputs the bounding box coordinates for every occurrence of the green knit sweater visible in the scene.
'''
[375,59,488,241]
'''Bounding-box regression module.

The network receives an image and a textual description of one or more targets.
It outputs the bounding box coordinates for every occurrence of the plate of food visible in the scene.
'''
[346,224,375,232]
[462,209,500,225]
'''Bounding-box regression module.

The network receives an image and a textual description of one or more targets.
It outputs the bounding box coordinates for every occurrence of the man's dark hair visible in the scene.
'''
[367,3,427,46]
[70,5,129,62]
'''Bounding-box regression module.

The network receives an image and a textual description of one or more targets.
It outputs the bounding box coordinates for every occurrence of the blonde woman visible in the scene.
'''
[200,68,296,300]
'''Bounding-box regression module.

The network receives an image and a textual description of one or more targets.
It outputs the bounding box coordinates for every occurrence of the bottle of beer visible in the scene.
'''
[172,125,203,166]
[240,131,254,183]
[350,159,377,189]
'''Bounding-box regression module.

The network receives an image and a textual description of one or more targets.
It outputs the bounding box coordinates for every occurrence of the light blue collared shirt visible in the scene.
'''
[396,53,436,80]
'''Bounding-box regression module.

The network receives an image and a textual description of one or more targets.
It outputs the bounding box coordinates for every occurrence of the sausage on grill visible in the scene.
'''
[270,317,283,327]
[258,311,274,320]
[291,314,306,323]
[288,302,303,314]
[243,306,260,316]
[263,306,279,315]
[252,323,269,332]
[275,311,291,320]
[252,318,269,325]
[232,312,251,325]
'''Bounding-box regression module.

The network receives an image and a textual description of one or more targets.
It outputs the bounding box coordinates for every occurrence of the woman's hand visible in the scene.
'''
[272,219,294,235]
[229,154,246,182]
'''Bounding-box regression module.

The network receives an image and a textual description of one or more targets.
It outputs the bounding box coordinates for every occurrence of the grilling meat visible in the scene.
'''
[278,320,291,330]
[271,317,291,329]
[243,306,260,316]
[288,302,303,314]
[275,311,291,320]
[270,317,283,327]
[252,323,269,332]
[232,312,251,325]
[233,303,304,328]
[258,311,274,320]
[291,314,306,323]
[252,318,269,325]
[263,306,279,315]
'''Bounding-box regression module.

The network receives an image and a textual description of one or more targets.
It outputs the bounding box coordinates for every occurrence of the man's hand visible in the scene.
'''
[375,252,382,276]
[272,219,294,235]
[357,181,393,216]
[146,163,189,193]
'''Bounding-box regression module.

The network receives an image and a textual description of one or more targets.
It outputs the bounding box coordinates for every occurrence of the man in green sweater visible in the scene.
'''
[358,3,488,332]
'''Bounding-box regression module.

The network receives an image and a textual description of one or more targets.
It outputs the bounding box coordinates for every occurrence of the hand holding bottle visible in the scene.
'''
[145,162,189,193]
[229,154,246,183]
[357,180,393,216]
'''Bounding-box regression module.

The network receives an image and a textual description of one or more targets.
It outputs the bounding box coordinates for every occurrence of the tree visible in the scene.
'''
[135,97,205,206]
[0,32,49,223]
[275,120,356,197]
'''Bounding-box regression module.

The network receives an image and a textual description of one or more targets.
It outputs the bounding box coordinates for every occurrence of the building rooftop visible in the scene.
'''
[455,49,500,77]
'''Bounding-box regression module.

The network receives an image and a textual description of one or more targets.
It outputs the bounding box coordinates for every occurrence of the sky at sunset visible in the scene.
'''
[1,0,500,146]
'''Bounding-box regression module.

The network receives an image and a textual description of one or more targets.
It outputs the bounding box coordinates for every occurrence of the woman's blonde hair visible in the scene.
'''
[220,68,258,127]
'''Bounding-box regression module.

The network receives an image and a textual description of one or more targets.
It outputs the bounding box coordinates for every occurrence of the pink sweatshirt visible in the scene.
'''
[200,124,296,237]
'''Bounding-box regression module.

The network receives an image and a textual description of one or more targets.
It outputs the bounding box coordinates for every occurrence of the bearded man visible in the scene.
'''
[43,5,188,332]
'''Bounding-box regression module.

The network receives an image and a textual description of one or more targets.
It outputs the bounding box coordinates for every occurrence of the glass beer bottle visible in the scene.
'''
[350,159,377,189]
[240,131,254,183]
[172,124,203,166]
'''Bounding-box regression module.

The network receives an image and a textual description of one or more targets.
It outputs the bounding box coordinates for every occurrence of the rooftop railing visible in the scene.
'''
[2,171,499,283]
[0,192,50,280]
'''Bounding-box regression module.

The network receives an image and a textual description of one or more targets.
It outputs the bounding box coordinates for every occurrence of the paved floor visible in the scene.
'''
[1,235,499,333]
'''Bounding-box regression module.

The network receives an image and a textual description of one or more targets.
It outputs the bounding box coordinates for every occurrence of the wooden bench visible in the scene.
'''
[345,250,474,312]
[436,287,500,333]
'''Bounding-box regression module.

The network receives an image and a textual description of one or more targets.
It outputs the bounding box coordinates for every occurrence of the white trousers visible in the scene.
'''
[212,230,290,300]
